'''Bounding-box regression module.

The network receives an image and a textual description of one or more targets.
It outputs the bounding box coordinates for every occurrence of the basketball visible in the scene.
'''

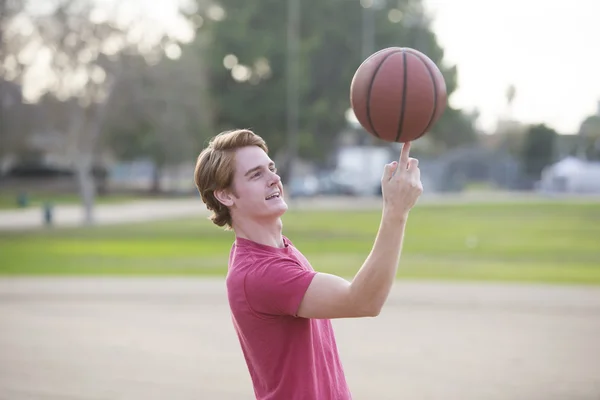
[349,47,447,143]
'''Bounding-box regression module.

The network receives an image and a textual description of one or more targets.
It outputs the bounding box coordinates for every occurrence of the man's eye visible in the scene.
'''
[252,172,261,178]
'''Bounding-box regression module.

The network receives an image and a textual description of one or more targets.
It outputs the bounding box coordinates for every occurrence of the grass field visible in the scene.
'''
[1,201,599,284]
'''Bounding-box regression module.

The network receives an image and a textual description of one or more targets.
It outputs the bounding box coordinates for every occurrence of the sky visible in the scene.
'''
[423,0,600,134]
[34,0,600,136]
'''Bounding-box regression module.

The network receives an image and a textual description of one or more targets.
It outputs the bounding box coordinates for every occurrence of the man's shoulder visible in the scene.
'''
[228,247,275,280]
[228,248,307,288]
[231,252,300,277]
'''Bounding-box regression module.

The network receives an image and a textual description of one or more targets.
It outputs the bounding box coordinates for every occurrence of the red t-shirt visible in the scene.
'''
[226,235,352,400]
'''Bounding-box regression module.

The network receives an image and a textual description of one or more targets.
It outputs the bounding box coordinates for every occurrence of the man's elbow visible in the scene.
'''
[354,301,383,317]
[348,290,384,317]
[367,304,383,317]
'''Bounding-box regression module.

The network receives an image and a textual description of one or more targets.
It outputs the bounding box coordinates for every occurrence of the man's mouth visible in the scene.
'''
[265,192,281,200]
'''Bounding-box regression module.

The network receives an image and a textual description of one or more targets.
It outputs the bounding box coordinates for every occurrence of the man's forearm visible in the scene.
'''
[349,211,407,315]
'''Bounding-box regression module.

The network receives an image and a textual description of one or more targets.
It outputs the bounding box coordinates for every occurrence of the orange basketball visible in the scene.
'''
[350,47,447,143]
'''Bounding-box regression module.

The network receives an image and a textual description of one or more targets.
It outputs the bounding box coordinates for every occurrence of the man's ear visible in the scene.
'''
[214,188,235,207]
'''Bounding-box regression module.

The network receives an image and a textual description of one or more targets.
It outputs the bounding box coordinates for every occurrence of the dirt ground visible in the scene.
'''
[0,277,599,400]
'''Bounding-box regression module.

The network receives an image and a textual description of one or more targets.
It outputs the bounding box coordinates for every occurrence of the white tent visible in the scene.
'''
[539,157,600,193]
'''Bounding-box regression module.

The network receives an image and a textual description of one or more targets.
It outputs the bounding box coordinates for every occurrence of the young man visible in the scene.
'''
[194,129,422,400]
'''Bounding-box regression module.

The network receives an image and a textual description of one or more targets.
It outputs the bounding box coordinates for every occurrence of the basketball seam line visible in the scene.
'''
[411,52,438,141]
[366,50,402,139]
[395,50,408,142]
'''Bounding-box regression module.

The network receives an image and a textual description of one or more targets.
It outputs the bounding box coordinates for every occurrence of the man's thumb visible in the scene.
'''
[383,161,398,180]
[408,158,419,170]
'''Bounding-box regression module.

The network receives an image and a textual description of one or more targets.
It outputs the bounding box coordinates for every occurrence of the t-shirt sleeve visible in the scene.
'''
[244,256,317,317]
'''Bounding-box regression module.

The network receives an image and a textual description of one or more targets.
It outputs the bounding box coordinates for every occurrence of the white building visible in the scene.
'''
[538,157,600,193]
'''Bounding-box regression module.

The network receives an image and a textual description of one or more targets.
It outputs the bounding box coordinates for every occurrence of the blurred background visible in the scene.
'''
[1,0,600,210]
[1,0,600,399]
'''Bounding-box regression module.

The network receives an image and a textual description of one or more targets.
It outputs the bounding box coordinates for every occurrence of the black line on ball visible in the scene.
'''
[395,50,408,142]
[412,52,438,141]
[366,50,401,139]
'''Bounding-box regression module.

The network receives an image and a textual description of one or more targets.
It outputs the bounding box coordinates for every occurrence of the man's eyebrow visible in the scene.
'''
[244,162,275,177]
[244,166,261,177]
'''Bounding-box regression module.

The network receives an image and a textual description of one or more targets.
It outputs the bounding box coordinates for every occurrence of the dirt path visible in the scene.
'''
[1,278,599,399]
[0,198,208,231]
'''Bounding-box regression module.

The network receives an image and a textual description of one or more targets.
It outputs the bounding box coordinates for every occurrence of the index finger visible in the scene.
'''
[400,141,411,166]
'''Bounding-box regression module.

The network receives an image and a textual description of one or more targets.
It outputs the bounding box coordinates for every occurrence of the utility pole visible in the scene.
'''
[360,0,376,147]
[285,0,300,194]
[361,0,375,60]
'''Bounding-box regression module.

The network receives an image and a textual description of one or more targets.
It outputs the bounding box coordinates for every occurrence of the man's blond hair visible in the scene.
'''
[194,129,268,229]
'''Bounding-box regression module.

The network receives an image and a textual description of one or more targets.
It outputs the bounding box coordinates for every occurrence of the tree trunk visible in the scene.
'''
[67,102,97,226]
[67,71,120,226]
[74,154,96,225]
[151,165,162,194]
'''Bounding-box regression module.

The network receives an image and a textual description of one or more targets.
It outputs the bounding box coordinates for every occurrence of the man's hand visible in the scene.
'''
[295,142,423,320]
[380,142,423,220]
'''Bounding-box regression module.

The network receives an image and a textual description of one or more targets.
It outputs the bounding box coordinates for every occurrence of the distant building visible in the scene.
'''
[538,157,600,193]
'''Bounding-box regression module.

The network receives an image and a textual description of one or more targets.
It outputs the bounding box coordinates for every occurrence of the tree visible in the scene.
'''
[506,84,516,109]
[0,0,30,161]
[431,106,479,152]
[186,0,476,169]
[102,47,210,193]
[578,114,600,161]
[520,124,558,181]
[2,0,188,224]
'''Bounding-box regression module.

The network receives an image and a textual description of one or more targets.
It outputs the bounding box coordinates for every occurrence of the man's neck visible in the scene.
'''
[233,217,285,248]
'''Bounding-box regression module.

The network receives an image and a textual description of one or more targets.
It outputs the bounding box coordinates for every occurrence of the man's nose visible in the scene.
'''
[268,171,281,185]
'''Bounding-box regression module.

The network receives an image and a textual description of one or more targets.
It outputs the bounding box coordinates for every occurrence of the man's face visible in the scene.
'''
[226,145,287,223]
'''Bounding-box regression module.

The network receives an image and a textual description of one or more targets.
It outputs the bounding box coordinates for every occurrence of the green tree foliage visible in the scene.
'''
[187,0,477,162]
[578,114,600,160]
[520,124,558,180]
[103,50,209,192]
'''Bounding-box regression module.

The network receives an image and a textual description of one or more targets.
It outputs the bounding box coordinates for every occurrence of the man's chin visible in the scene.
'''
[274,201,288,215]
[274,201,288,216]
[254,200,288,219]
